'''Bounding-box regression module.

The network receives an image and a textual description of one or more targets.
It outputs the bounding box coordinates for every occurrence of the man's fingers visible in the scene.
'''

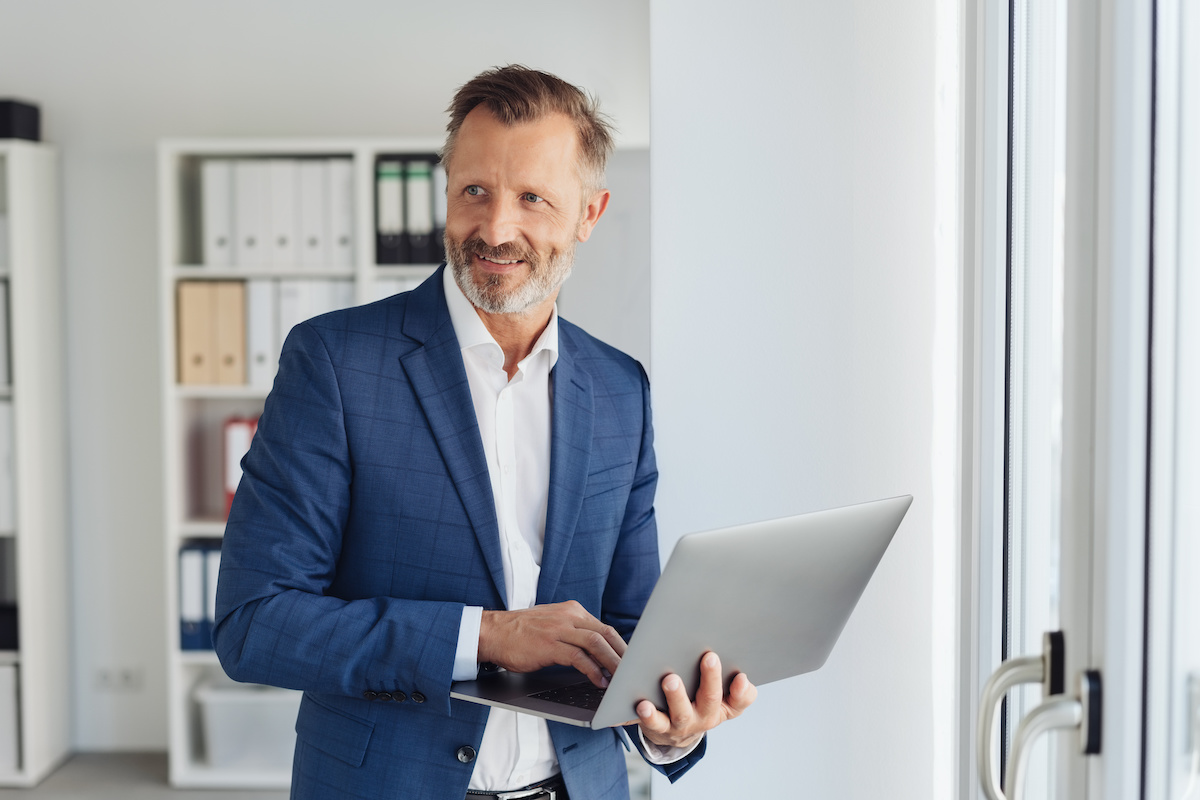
[694,652,724,713]
[563,627,622,680]
[637,653,758,750]
[727,672,758,714]
[556,602,625,676]
[479,603,628,683]
[564,645,610,688]
[636,699,668,733]
[661,673,695,726]
[603,624,628,658]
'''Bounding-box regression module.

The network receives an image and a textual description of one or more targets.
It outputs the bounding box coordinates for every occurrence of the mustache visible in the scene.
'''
[461,237,537,265]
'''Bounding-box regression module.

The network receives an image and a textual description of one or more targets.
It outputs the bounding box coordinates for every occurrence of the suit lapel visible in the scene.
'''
[537,331,594,604]
[397,270,508,605]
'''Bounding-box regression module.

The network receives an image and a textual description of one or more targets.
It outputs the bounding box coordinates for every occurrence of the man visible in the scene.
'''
[214,65,755,800]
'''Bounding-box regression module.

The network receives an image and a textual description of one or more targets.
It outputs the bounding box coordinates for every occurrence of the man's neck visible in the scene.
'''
[474,295,556,380]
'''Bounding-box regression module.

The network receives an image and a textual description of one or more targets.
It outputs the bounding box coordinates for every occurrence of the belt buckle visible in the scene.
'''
[497,789,555,800]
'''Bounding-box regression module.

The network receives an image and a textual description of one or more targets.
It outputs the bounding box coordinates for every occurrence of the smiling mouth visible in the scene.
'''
[479,255,523,265]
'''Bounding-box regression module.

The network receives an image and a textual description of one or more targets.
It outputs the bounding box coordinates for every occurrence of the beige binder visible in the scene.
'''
[213,281,246,385]
[177,281,215,384]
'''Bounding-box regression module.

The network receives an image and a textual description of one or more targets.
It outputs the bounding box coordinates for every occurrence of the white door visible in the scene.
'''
[973,0,1200,798]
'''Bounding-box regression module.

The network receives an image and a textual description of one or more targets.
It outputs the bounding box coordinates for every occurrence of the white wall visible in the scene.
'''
[0,0,649,750]
[559,149,651,368]
[649,1,953,798]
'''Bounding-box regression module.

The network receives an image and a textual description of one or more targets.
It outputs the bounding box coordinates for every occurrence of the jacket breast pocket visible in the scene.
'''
[583,460,634,499]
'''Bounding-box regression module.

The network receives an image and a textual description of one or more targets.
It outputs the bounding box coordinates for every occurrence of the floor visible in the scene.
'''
[0,754,288,799]
[0,753,650,799]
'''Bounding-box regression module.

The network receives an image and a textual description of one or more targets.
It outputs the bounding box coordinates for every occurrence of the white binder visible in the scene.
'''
[0,160,7,269]
[373,275,428,302]
[179,547,206,648]
[373,277,404,301]
[200,159,234,266]
[268,160,299,266]
[0,401,12,535]
[0,665,17,772]
[330,279,355,313]
[327,159,354,268]
[205,547,222,641]
[376,160,404,248]
[246,278,277,389]
[405,160,434,239]
[432,163,448,230]
[233,160,270,266]
[298,161,328,268]
[277,278,314,347]
[309,279,355,318]
[0,281,9,386]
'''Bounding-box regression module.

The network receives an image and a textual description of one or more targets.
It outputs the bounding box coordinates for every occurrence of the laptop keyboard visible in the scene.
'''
[530,680,607,710]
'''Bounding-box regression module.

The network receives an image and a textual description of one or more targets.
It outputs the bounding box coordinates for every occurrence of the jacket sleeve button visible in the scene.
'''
[456,745,477,763]
[377,692,393,702]
[393,691,407,703]
[363,691,378,701]
[411,691,426,704]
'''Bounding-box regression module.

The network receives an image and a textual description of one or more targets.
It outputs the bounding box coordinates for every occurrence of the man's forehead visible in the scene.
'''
[453,107,580,169]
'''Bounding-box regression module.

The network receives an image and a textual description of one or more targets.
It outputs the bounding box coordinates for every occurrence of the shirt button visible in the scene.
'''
[456,745,476,763]
[411,691,426,704]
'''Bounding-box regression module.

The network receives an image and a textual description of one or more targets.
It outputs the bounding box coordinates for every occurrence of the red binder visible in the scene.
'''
[223,416,258,518]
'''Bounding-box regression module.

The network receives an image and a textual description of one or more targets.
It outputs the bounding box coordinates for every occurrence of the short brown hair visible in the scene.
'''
[442,65,616,195]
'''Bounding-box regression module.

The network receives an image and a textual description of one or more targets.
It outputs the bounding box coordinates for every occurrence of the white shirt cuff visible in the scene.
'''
[453,605,484,682]
[636,726,702,765]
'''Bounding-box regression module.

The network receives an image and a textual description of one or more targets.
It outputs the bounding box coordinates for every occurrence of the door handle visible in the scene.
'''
[1005,670,1101,800]
[978,632,1066,800]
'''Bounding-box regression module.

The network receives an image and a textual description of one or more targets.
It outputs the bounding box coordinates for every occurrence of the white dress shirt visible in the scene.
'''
[442,269,691,791]
[444,268,559,790]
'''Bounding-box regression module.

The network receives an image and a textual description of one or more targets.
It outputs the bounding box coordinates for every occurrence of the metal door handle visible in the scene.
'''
[1004,671,1101,800]
[977,633,1064,800]
[978,655,1043,800]
[1005,696,1082,800]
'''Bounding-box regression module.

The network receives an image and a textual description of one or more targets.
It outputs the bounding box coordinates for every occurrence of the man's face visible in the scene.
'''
[444,106,608,316]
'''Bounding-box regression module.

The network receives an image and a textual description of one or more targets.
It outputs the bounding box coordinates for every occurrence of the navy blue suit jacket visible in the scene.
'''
[213,268,704,799]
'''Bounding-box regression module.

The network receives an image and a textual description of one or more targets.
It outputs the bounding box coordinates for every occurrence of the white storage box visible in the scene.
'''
[193,677,302,770]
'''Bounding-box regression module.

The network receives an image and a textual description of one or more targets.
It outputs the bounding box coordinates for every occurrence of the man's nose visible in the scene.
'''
[477,196,519,246]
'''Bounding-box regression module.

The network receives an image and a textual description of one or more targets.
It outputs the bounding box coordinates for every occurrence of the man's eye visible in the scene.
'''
[466,185,483,196]
[523,192,543,203]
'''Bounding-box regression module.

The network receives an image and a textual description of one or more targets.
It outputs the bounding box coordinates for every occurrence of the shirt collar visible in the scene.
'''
[442,266,560,372]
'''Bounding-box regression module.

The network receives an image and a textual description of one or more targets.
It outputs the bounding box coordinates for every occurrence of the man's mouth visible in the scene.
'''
[479,255,522,265]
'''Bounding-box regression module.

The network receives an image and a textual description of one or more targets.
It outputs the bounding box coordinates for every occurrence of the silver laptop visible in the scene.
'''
[450,494,912,728]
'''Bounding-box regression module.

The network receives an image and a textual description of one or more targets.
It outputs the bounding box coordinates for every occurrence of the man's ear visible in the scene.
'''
[576,189,611,243]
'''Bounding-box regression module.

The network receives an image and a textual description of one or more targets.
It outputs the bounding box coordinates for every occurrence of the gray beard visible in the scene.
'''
[447,234,576,316]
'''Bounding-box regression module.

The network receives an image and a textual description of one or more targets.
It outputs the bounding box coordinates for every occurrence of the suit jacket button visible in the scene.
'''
[411,691,426,703]
[456,745,476,763]
[363,691,378,701]
[377,692,393,702]
[393,691,407,703]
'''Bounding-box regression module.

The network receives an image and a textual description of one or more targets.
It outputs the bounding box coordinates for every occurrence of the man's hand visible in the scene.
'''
[636,651,757,751]
[478,601,627,689]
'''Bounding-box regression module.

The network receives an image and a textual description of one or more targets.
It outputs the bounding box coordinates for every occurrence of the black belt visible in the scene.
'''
[466,774,568,800]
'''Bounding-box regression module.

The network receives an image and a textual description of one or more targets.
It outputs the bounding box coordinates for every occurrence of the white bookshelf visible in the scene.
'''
[0,140,71,786]
[157,138,441,788]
